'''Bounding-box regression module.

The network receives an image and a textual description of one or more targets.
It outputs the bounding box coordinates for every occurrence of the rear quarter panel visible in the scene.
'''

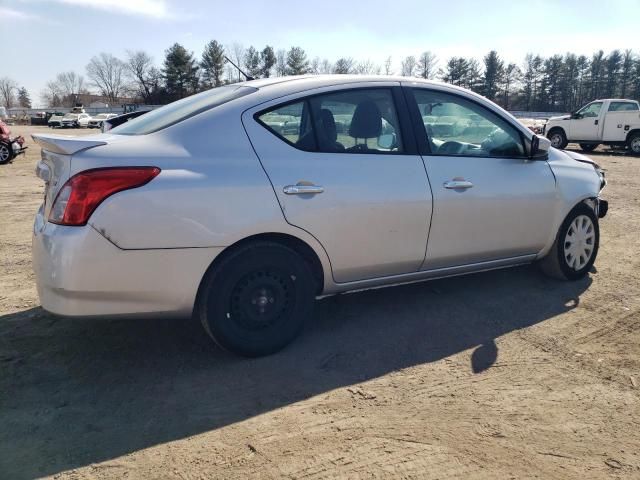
[86,104,289,250]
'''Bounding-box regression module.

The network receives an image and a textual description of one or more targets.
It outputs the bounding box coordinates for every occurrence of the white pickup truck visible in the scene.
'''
[544,99,640,154]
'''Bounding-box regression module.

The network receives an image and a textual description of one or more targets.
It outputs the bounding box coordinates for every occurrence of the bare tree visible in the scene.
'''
[309,57,321,74]
[87,53,129,103]
[0,77,18,108]
[417,51,438,79]
[40,81,62,108]
[401,56,417,76]
[275,49,287,76]
[229,43,245,82]
[355,59,380,75]
[44,71,87,107]
[384,56,393,75]
[126,50,159,101]
[320,59,333,74]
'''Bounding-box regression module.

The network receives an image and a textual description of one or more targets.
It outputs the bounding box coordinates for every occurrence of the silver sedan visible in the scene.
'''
[32,75,608,356]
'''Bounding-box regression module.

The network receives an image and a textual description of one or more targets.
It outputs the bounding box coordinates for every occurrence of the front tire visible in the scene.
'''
[548,129,568,149]
[198,242,315,357]
[580,143,599,153]
[539,204,599,280]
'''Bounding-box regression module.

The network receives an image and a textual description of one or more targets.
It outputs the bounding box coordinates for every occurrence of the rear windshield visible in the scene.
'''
[111,85,257,135]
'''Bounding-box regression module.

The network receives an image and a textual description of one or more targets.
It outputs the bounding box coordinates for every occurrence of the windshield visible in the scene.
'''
[111,85,257,135]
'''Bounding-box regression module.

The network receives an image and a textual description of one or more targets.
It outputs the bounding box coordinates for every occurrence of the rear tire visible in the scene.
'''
[580,143,598,153]
[539,204,599,280]
[548,129,568,149]
[628,132,640,156]
[198,242,315,357]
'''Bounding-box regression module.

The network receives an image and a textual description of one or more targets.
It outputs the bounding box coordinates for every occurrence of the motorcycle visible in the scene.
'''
[0,120,27,164]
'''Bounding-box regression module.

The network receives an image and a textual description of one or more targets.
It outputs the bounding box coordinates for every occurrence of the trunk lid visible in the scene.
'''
[32,134,107,219]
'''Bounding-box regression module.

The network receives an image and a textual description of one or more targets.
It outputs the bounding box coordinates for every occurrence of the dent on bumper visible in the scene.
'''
[32,217,223,318]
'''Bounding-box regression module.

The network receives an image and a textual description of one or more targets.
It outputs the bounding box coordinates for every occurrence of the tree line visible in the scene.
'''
[2,43,640,113]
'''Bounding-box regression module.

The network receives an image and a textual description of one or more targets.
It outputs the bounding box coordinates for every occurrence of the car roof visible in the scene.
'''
[244,74,445,90]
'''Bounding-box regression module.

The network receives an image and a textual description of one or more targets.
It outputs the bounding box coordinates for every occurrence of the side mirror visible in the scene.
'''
[530,134,550,159]
[571,112,582,120]
[377,133,396,150]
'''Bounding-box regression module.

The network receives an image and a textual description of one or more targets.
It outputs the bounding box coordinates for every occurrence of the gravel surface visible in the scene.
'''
[1,126,639,479]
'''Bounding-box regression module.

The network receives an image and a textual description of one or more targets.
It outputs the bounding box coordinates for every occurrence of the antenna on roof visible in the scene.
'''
[224,56,254,81]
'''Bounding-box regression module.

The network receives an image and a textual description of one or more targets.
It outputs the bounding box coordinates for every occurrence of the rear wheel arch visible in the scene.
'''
[195,233,326,311]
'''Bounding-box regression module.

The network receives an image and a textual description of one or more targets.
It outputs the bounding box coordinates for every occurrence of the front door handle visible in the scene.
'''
[595,119,599,125]
[444,179,473,190]
[283,184,324,195]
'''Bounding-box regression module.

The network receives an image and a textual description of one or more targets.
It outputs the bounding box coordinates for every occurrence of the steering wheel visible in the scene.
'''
[348,143,370,152]
[437,141,465,155]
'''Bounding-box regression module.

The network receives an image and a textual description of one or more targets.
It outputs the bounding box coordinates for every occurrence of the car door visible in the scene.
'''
[570,101,603,140]
[243,83,433,283]
[405,85,557,270]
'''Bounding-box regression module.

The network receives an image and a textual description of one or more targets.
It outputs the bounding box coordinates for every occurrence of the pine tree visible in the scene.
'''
[333,58,354,74]
[286,47,309,75]
[163,43,199,100]
[481,50,504,101]
[244,46,261,78]
[201,40,225,88]
[260,46,276,78]
[18,87,32,108]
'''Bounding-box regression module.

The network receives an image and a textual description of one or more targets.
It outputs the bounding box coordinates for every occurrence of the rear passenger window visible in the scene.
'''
[257,89,404,154]
[257,101,315,150]
[608,102,639,112]
[308,89,403,153]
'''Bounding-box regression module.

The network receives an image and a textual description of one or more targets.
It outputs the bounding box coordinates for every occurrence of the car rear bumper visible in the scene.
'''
[32,206,223,318]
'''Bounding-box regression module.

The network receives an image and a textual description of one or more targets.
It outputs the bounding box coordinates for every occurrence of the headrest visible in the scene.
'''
[319,108,337,143]
[348,100,382,139]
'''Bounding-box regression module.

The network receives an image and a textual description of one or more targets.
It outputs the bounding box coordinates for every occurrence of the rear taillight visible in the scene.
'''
[49,167,160,226]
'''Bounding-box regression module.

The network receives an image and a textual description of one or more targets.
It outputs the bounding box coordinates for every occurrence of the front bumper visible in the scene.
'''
[598,198,608,218]
[32,208,223,318]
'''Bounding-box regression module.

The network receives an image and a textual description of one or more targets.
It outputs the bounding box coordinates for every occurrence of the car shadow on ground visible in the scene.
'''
[0,265,590,479]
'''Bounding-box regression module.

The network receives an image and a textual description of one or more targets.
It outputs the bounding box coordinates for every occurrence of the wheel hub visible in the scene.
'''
[564,215,595,271]
[0,145,9,162]
[230,270,292,331]
[631,137,640,153]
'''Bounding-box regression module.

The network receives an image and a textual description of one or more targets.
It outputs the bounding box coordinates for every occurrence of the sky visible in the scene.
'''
[2,0,640,106]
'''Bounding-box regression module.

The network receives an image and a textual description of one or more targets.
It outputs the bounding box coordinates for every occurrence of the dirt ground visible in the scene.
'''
[1,125,639,479]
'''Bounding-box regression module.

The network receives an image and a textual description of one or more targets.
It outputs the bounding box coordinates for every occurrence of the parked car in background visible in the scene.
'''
[32,76,608,357]
[0,120,26,164]
[61,113,91,128]
[47,113,65,128]
[87,113,118,129]
[101,110,149,132]
[545,99,640,154]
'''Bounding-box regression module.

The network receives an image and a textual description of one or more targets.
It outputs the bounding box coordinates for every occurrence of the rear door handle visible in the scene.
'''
[283,184,324,195]
[444,180,473,190]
